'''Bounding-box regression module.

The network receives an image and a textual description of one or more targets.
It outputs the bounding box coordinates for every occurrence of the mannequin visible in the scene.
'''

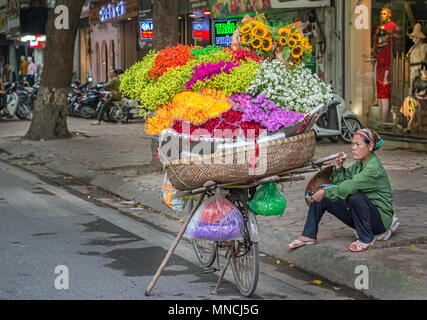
[407,23,427,96]
[373,7,400,126]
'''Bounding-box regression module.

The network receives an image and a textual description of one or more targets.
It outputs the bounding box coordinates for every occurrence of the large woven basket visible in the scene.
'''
[163,131,316,191]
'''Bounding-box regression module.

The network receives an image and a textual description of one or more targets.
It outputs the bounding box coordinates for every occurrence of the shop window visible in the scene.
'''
[101,41,108,83]
[109,40,116,73]
[349,0,427,137]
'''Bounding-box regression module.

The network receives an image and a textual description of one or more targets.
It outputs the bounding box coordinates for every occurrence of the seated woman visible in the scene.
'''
[286,129,397,252]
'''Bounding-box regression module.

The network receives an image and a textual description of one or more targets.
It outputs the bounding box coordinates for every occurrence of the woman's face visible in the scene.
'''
[351,135,374,162]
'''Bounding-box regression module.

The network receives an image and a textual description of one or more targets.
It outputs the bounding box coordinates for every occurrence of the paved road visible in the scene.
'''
[0,161,364,301]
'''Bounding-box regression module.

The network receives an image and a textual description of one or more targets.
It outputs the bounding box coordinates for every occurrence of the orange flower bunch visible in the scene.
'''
[148,44,193,80]
[145,89,231,135]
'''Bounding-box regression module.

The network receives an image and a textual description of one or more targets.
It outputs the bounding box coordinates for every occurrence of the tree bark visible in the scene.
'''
[152,0,180,50]
[25,0,85,141]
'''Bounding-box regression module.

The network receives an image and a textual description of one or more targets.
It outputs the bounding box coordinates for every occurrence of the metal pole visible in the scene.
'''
[145,193,205,296]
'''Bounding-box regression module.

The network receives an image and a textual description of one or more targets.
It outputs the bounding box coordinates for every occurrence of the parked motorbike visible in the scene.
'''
[108,98,142,123]
[314,94,362,144]
[68,81,94,117]
[0,82,32,121]
[78,89,110,120]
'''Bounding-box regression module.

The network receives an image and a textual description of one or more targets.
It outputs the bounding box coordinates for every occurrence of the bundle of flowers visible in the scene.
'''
[229,93,305,132]
[237,14,312,66]
[246,60,333,114]
[145,89,231,135]
[120,16,333,143]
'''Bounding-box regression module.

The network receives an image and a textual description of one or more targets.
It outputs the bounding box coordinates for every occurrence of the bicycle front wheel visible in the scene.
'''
[230,235,259,297]
[229,192,259,297]
[193,239,217,268]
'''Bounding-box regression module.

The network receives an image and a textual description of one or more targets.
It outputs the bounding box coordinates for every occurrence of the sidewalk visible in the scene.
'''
[1,117,427,300]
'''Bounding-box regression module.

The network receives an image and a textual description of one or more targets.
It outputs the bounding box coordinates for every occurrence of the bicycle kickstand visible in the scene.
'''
[211,248,231,295]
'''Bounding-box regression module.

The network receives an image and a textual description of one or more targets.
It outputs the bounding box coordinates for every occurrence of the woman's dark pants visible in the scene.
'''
[302,191,386,243]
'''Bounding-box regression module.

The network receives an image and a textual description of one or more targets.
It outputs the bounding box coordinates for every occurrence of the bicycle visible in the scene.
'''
[145,152,340,297]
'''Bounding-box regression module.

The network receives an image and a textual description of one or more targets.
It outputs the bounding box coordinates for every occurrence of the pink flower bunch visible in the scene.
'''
[229,93,305,132]
[186,60,240,90]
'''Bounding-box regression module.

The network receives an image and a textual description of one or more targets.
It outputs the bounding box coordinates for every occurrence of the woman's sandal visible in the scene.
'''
[348,240,375,252]
[286,238,317,249]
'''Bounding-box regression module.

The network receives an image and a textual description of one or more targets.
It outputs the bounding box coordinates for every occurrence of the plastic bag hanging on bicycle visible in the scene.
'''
[184,192,244,242]
[248,182,287,217]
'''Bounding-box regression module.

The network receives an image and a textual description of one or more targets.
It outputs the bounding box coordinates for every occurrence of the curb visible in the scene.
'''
[1,138,426,300]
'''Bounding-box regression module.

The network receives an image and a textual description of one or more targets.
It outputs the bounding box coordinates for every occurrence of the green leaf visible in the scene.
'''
[282,47,291,61]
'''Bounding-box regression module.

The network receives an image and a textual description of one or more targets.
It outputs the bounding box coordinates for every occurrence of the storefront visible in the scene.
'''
[345,0,427,138]
[180,1,211,47]
[89,0,140,84]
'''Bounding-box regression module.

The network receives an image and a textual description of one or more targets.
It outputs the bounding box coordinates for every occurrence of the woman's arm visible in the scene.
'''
[325,161,382,201]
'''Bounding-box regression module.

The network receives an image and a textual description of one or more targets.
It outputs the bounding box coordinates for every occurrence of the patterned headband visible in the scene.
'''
[355,129,384,151]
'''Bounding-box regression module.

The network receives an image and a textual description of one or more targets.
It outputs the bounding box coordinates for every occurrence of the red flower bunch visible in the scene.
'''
[172,109,266,139]
[148,44,193,80]
[240,121,266,138]
[232,48,262,63]
[221,109,243,123]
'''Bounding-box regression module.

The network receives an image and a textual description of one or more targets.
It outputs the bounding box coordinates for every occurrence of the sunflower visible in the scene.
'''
[279,27,291,37]
[301,37,310,48]
[251,26,267,38]
[287,38,297,47]
[240,23,253,34]
[241,33,253,45]
[252,37,262,49]
[291,45,304,58]
[293,58,301,66]
[265,29,273,40]
[290,32,302,41]
[250,20,265,28]
[279,36,287,46]
[262,39,273,51]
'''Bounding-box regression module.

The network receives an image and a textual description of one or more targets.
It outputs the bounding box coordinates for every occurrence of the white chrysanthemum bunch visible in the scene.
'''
[246,59,334,114]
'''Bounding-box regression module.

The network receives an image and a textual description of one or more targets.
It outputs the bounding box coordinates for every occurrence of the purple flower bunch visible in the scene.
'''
[229,93,305,132]
[186,60,240,90]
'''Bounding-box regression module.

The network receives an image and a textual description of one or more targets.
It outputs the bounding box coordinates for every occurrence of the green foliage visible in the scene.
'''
[137,49,234,116]
[190,45,223,58]
[119,50,158,100]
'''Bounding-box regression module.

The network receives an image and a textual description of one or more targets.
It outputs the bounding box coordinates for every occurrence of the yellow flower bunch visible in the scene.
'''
[145,89,231,135]
[240,20,273,53]
[278,27,312,65]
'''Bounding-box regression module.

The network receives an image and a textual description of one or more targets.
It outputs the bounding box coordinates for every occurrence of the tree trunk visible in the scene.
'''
[152,0,180,50]
[25,0,85,141]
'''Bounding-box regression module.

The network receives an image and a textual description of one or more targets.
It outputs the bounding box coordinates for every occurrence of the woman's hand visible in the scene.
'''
[335,152,347,169]
[309,189,325,203]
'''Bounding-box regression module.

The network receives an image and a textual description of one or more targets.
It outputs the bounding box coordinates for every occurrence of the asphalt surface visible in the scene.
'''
[0,161,365,301]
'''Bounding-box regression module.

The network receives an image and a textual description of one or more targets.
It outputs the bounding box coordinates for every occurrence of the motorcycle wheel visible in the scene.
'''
[80,106,96,119]
[109,105,128,123]
[341,117,362,144]
[18,104,33,121]
[72,103,82,117]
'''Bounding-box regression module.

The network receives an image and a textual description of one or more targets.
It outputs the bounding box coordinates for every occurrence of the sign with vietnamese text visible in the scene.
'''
[140,19,153,40]
[192,20,210,40]
[212,19,239,47]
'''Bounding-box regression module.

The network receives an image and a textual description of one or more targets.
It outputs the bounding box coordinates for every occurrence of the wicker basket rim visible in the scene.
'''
[162,131,315,166]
